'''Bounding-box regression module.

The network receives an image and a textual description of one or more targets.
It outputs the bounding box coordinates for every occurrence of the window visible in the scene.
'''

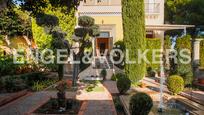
[96,0,109,5]
[100,32,110,38]
[146,31,154,38]
[83,0,95,5]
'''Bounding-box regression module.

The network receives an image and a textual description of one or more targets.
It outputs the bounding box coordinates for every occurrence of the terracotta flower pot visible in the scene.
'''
[66,80,72,88]
[198,78,204,84]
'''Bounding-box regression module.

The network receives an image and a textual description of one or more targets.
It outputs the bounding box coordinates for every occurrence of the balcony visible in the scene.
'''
[145,3,160,14]
[78,1,161,15]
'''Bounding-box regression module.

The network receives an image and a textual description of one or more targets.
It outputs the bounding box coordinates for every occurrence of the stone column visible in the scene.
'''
[192,39,203,66]
[192,38,203,78]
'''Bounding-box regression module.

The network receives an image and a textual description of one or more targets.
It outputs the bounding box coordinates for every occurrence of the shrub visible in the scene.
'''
[146,38,161,69]
[177,65,193,87]
[175,35,193,87]
[129,92,153,115]
[111,73,125,81]
[32,79,57,91]
[147,67,156,77]
[116,75,131,94]
[100,69,107,80]
[4,76,27,92]
[122,0,146,83]
[113,41,125,69]
[167,75,184,95]
[20,72,46,86]
[111,74,117,81]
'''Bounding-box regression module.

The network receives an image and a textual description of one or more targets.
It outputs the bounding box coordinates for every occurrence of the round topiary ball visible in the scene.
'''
[167,75,184,95]
[129,92,153,115]
[116,74,131,94]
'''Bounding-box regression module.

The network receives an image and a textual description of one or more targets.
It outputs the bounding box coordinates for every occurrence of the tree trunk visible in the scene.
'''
[58,64,64,80]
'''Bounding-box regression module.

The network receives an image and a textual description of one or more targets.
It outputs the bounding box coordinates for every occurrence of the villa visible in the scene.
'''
[78,0,164,57]
[77,0,194,79]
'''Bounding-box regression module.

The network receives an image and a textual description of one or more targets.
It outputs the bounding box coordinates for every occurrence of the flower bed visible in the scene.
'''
[34,98,83,114]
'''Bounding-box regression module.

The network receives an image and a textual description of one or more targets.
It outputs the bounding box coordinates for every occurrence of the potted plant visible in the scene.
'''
[100,69,107,80]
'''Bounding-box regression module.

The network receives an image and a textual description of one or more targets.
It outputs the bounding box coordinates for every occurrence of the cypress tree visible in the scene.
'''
[122,0,146,83]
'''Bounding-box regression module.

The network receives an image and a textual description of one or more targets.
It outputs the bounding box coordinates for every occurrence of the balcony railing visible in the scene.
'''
[145,3,160,14]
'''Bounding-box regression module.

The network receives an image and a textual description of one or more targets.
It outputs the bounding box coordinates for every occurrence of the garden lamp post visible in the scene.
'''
[72,35,80,87]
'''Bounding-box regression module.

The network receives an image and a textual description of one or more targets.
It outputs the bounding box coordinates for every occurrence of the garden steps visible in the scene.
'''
[143,77,204,113]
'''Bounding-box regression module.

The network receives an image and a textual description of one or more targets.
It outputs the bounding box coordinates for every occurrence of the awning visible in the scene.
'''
[146,24,195,31]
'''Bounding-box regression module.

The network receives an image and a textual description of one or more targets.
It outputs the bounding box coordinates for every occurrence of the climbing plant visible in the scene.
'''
[175,35,193,87]
[200,40,204,67]
[146,38,161,70]
[122,0,146,83]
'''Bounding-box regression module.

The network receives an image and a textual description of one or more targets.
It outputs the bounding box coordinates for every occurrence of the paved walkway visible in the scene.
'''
[0,82,116,115]
[103,81,119,95]
[77,83,117,115]
[0,91,76,115]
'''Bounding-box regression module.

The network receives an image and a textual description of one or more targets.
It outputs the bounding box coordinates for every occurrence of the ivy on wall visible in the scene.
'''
[146,38,161,70]
[200,40,204,67]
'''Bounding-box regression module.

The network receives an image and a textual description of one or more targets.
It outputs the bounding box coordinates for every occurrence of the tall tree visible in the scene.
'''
[165,0,204,25]
[122,0,146,83]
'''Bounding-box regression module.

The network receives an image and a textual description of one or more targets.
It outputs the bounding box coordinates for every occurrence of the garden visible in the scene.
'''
[1,0,204,115]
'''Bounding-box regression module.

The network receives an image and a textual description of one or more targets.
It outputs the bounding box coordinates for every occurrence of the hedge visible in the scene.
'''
[122,0,146,83]
[200,40,204,68]
[146,38,161,70]
[175,35,193,87]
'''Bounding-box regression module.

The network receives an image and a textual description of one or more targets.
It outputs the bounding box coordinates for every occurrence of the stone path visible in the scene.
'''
[77,83,117,115]
[103,81,119,95]
[0,82,116,115]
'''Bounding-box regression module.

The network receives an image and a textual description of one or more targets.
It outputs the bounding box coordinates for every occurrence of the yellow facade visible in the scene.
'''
[92,16,123,42]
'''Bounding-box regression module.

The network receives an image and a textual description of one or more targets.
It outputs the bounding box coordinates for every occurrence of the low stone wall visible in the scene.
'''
[0,90,28,107]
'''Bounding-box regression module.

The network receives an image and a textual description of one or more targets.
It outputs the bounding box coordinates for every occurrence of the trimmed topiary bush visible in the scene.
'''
[175,35,193,86]
[100,69,107,80]
[129,92,153,115]
[116,74,131,94]
[167,75,184,95]
[111,73,125,81]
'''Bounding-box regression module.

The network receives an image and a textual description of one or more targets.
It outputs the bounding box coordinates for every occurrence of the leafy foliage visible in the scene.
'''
[165,0,204,25]
[74,16,99,56]
[129,92,153,115]
[146,38,161,70]
[200,41,204,67]
[100,69,107,80]
[122,0,146,83]
[0,8,31,37]
[113,41,125,69]
[175,35,193,87]
[111,73,125,81]
[116,74,131,94]
[167,75,184,95]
